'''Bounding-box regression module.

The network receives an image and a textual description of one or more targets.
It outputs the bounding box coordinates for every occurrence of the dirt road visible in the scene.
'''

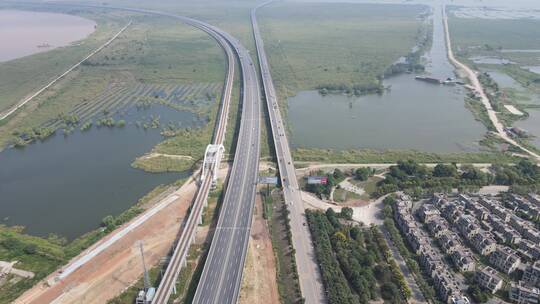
[238,195,280,304]
[443,6,539,161]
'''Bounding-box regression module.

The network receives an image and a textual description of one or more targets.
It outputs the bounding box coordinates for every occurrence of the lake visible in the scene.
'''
[287,4,486,152]
[0,9,96,62]
[0,105,200,240]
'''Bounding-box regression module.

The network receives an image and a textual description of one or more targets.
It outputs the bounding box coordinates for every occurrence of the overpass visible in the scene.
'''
[251,2,326,303]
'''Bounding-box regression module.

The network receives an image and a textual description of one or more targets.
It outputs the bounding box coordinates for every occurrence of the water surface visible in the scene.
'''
[287,4,485,152]
[0,10,96,62]
[515,109,540,148]
[288,77,484,152]
[485,70,521,89]
[0,106,199,239]
[524,66,540,75]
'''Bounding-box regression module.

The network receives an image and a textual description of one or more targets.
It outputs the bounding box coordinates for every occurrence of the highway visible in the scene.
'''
[62,7,260,304]
[191,23,262,304]
[7,3,255,303]
[150,14,237,304]
[252,2,326,303]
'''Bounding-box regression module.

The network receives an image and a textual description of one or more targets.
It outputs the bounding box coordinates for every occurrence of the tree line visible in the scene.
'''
[306,209,410,304]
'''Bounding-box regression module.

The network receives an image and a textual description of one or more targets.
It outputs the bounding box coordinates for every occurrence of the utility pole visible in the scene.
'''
[139,241,150,291]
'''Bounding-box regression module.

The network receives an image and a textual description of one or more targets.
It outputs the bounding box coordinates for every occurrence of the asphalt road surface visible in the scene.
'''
[252,2,326,303]
[191,22,262,304]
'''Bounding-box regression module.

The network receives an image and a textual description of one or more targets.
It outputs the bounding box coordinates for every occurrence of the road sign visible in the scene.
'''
[258,176,278,185]
[307,176,328,185]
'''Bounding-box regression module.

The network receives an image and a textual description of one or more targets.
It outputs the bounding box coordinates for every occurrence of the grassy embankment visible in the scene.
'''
[448,12,540,152]
[266,190,303,303]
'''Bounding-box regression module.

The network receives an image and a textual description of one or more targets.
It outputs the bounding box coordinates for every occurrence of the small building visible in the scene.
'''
[418,204,440,223]
[451,247,476,272]
[476,266,503,294]
[523,261,540,288]
[510,281,540,304]
[489,246,521,275]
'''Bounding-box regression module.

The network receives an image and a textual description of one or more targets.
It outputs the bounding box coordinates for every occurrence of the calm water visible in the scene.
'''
[469,56,515,65]
[0,10,96,62]
[480,69,540,148]
[0,106,200,239]
[516,109,540,148]
[524,66,540,75]
[485,70,521,89]
[287,4,485,152]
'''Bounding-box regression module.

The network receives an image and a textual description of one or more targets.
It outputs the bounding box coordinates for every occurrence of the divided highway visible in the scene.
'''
[15,3,259,303]
[151,14,236,304]
[252,2,326,303]
[192,25,262,304]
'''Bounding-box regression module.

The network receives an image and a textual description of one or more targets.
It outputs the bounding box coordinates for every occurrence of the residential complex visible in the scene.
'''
[394,193,540,304]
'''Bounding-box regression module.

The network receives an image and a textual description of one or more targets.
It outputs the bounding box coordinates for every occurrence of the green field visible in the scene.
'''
[258,3,426,98]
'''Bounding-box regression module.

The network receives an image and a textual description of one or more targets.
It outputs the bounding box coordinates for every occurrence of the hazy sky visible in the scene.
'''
[290,0,540,10]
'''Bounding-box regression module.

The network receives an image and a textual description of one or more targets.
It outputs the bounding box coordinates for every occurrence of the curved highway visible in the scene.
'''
[191,22,262,304]
[7,3,260,304]
[252,2,326,303]
[110,8,261,304]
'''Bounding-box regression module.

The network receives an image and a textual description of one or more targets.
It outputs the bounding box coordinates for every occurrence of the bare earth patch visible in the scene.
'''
[238,195,280,304]
[14,178,200,304]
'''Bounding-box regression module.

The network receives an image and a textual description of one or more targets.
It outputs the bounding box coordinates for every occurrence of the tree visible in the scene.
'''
[433,163,457,177]
[340,207,354,220]
[333,169,346,183]
[23,244,38,255]
[468,285,490,303]
[355,167,372,181]
[102,215,116,231]
[380,282,401,302]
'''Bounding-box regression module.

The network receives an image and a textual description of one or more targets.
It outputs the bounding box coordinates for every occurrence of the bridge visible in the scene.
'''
[202,144,225,188]
[251,1,326,302]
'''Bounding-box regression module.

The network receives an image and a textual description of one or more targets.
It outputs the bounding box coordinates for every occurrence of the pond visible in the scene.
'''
[469,56,515,65]
[0,9,96,62]
[287,4,486,152]
[0,105,201,240]
[515,109,540,149]
[485,70,522,89]
[287,77,484,152]
[524,66,540,75]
